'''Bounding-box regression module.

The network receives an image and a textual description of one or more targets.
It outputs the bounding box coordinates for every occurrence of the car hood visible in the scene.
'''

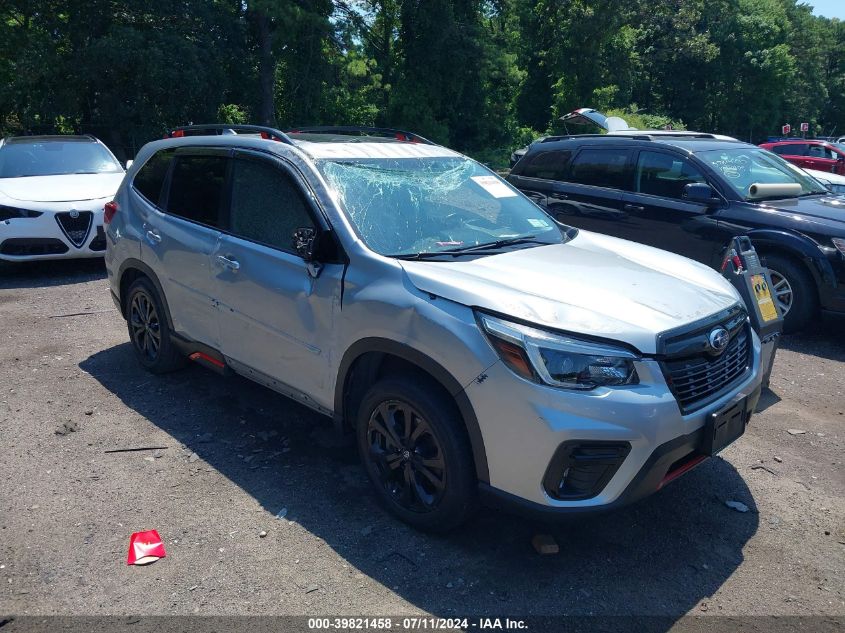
[759,194,845,224]
[802,168,845,185]
[399,231,741,354]
[0,173,124,202]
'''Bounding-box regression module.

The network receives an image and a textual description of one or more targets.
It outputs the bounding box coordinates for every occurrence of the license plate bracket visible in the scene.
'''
[702,396,748,455]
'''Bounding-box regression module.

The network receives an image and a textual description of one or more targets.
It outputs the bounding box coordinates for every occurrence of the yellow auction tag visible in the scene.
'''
[752,274,779,322]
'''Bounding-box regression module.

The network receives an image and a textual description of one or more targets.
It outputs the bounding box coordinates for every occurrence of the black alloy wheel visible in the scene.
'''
[125,277,185,374]
[366,400,447,512]
[129,290,161,362]
[356,376,477,532]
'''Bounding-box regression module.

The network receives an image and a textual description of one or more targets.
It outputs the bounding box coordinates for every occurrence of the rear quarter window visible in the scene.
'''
[133,149,175,205]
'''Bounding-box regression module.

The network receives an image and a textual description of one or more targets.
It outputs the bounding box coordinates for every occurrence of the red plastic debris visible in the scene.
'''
[127,530,166,566]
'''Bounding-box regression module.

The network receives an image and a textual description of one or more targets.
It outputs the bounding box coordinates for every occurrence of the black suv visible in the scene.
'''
[507,133,845,332]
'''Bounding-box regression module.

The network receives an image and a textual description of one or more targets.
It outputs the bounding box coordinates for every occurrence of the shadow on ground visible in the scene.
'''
[81,342,761,623]
[778,312,845,363]
[0,258,106,290]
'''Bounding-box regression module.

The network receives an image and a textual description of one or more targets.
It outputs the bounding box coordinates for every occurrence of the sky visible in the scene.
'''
[810,0,845,20]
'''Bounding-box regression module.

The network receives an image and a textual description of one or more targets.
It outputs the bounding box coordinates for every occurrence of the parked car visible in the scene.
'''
[510,108,736,168]
[106,124,762,531]
[802,167,845,194]
[0,135,124,261]
[507,133,845,333]
[759,139,845,176]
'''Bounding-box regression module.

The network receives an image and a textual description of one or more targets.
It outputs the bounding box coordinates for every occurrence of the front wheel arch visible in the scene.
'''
[335,339,489,484]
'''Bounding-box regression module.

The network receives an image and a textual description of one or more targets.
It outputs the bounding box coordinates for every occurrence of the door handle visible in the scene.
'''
[623,204,645,213]
[145,229,161,244]
[216,255,240,272]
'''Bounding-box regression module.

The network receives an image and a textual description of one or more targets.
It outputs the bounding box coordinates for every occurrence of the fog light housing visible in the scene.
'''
[543,441,631,500]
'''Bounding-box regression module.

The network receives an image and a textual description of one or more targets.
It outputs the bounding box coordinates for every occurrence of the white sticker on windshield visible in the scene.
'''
[471,175,518,198]
[527,218,550,228]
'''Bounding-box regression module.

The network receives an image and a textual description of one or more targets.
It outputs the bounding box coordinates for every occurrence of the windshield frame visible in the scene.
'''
[0,139,124,178]
[696,146,829,201]
[315,155,569,259]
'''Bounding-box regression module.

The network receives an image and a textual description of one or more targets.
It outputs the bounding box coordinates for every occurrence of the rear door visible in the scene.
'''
[211,150,343,404]
[140,148,228,348]
[542,146,633,235]
[619,149,723,263]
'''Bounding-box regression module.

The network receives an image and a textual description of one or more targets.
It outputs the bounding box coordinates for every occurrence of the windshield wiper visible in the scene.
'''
[390,236,548,261]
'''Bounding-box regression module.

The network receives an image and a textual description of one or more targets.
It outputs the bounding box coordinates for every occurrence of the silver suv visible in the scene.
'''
[104,124,763,531]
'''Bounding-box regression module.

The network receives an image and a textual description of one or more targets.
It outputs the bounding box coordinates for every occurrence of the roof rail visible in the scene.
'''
[165,124,295,145]
[540,132,724,143]
[285,125,434,145]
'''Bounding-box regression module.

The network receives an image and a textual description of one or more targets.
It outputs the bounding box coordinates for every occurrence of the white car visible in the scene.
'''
[0,135,124,261]
[802,167,845,194]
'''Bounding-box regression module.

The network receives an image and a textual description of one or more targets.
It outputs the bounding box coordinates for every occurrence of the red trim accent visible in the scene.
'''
[658,454,707,489]
[170,130,185,138]
[189,351,225,368]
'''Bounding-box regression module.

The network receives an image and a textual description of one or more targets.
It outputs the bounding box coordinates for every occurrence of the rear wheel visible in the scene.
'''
[356,375,476,532]
[125,277,185,373]
[761,254,817,333]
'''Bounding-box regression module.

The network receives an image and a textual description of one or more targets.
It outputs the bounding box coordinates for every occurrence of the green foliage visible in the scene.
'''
[3,0,845,158]
[605,107,687,132]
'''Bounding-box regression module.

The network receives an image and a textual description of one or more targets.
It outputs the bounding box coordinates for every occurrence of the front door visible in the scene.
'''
[804,144,840,173]
[617,149,723,264]
[212,151,342,406]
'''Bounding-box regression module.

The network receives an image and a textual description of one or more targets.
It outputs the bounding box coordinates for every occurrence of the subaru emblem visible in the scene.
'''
[69,210,80,219]
[708,327,730,353]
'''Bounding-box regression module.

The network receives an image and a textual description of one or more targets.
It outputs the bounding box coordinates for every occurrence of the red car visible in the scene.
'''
[759,139,845,175]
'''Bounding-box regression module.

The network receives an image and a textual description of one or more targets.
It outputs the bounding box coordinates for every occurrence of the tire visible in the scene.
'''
[125,277,185,373]
[761,253,817,333]
[355,375,477,532]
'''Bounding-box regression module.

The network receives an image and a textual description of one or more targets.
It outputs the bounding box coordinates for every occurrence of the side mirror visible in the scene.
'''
[125,159,134,169]
[292,227,316,261]
[684,182,719,205]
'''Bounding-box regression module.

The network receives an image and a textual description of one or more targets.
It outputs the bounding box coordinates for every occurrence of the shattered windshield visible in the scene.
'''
[317,157,564,257]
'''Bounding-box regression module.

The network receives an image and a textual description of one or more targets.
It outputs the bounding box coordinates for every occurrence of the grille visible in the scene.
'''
[662,325,750,412]
[55,211,93,247]
[89,225,106,251]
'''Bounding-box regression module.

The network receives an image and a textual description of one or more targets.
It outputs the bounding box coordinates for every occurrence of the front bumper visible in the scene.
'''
[465,329,763,512]
[0,208,107,261]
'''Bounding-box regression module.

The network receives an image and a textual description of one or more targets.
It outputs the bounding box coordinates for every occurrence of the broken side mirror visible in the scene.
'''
[292,227,317,261]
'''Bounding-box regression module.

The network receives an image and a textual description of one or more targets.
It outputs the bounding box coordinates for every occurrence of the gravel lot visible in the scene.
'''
[1,260,843,626]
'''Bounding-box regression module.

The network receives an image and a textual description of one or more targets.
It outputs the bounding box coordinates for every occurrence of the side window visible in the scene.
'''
[635,151,706,200]
[165,154,227,228]
[783,143,809,156]
[520,150,572,181]
[769,145,789,155]
[227,157,315,253]
[567,149,632,190]
[807,145,829,158]
[133,149,174,205]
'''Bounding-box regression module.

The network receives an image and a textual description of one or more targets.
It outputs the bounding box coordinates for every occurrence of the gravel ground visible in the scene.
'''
[1,260,843,624]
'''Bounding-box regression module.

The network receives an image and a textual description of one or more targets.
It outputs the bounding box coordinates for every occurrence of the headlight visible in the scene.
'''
[0,205,43,221]
[477,313,639,390]
[833,237,845,255]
